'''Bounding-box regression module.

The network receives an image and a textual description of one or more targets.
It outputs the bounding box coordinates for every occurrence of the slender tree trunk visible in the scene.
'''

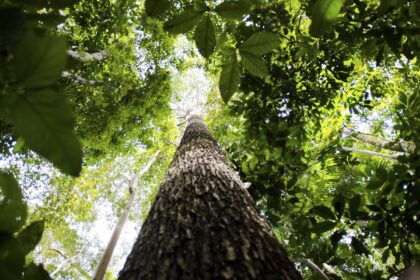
[66,50,108,62]
[343,128,415,153]
[119,113,301,279]
[94,151,160,280]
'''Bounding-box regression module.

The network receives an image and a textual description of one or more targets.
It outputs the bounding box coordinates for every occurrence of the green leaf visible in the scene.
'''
[309,0,344,37]
[18,221,45,255]
[164,9,203,34]
[0,7,25,51]
[0,173,27,233]
[349,194,361,219]
[366,179,383,190]
[23,263,52,280]
[219,54,240,103]
[12,30,67,88]
[311,221,337,234]
[10,89,82,176]
[25,13,67,27]
[145,0,170,17]
[310,206,336,220]
[194,15,216,58]
[239,31,280,56]
[215,0,252,20]
[0,232,25,279]
[351,237,369,256]
[15,0,77,9]
[239,51,268,77]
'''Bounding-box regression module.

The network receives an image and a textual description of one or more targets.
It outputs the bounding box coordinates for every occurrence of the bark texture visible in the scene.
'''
[119,115,301,280]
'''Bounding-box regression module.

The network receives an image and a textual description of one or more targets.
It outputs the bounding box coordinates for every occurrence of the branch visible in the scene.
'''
[295,258,329,280]
[67,50,108,62]
[342,146,400,160]
[343,128,415,153]
[62,71,101,86]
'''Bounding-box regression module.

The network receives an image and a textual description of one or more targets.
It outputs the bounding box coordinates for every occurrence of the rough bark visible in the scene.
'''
[94,151,160,280]
[66,50,108,62]
[343,128,416,153]
[119,114,301,280]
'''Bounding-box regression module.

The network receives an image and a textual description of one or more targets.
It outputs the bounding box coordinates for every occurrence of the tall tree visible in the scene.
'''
[119,112,301,279]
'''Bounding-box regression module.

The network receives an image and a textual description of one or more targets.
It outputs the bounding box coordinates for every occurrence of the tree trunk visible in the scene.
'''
[119,113,301,280]
[342,146,400,160]
[61,71,101,86]
[94,151,160,280]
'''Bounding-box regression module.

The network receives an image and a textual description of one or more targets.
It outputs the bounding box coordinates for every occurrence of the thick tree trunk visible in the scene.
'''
[119,114,301,279]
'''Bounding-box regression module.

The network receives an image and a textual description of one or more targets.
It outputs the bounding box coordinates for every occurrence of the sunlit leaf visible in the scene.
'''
[309,0,344,37]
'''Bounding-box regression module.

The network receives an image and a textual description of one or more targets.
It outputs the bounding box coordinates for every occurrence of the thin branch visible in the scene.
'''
[343,128,415,153]
[295,258,329,280]
[62,71,101,86]
[342,146,400,160]
[67,50,108,62]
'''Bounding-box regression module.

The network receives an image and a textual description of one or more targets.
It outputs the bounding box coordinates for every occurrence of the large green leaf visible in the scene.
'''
[164,9,203,34]
[0,7,25,51]
[0,173,27,233]
[239,51,268,77]
[18,221,45,255]
[311,221,337,234]
[309,0,344,37]
[194,15,216,58]
[145,0,170,17]
[215,0,252,20]
[12,30,67,88]
[219,54,240,103]
[239,31,280,56]
[0,232,25,279]
[310,206,336,220]
[10,89,82,176]
[23,263,51,280]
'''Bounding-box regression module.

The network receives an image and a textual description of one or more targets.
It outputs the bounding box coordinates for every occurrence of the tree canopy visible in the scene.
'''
[0,0,419,279]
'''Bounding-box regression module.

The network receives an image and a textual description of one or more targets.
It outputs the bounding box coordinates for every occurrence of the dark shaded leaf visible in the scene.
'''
[310,206,336,220]
[12,30,67,88]
[0,173,27,233]
[351,237,369,255]
[239,51,268,77]
[164,9,203,34]
[219,54,240,103]
[0,232,25,279]
[0,7,25,51]
[18,221,45,255]
[10,89,82,176]
[23,263,51,280]
[311,221,337,233]
[145,0,170,17]
[194,15,216,58]
[239,31,280,56]
[215,0,252,20]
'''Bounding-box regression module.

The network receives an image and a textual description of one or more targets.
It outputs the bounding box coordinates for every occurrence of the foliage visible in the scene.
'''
[1,0,420,279]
